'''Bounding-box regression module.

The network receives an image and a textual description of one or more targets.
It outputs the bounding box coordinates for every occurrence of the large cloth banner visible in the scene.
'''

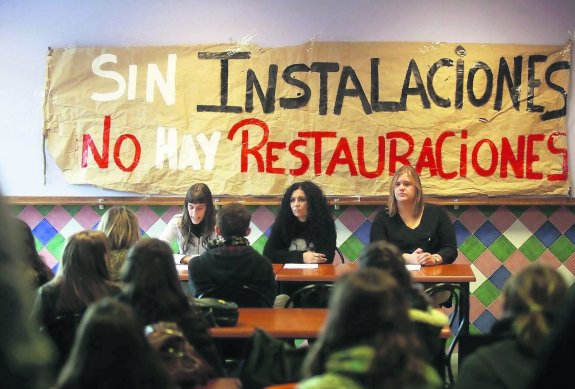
[43,41,571,196]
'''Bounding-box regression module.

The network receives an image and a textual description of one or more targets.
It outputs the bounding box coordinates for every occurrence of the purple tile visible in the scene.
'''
[136,206,161,230]
[251,206,277,233]
[519,206,547,234]
[534,221,561,248]
[33,219,58,245]
[475,221,501,248]
[74,206,102,230]
[367,206,384,222]
[39,249,59,269]
[18,206,44,229]
[548,206,575,233]
[489,206,517,233]
[537,250,562,269]
[458,206,486,233]
[161,206,182,223]
[474,250,501,278]
[45,206,73,231]
[338,206,367,233]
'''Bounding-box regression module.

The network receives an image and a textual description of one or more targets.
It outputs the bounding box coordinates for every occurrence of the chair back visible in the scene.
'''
[334,248,345,264]
[197,285,270,308]
[40,312,84,368]
[284,283,334,308]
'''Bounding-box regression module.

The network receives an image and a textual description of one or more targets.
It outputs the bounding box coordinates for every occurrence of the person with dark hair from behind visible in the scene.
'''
[528,282,575,388]
[358,241,448,363]
[54,297,171,389]
[0,190,55,389]
[264,180,336,265]
[31,230,121,370]
[456,264,567,389]
[299,268,442,389]
[189,202,277,307]
[118,238,223,375]
[97,205,141,281]
[14,217,54,287]
[160,183,217,265]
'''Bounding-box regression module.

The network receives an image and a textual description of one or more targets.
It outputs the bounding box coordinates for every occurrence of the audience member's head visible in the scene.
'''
[358,241,411,288]
[121,238,189,321]
[0,189,55,388]
[502,264,567,353]
[55,298,170,389]
[98,206,140,251]
[216,202,251,238]
[13,217,54,287]
[302,268,431,388]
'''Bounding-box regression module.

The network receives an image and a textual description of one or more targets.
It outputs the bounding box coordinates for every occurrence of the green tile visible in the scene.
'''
[170,240,179,254]
[358,205,379,218]
[567,206,575,215]
[333,205,347,218]
[149,205,170,217]
[339,235,365,263]
[489,236,516,262]
[539,205,559,218]
[477,205,498,218]
[10,205,25,215]
[519,236,546,262]
[125,205,141,213]
[459,235,487,262]
[252,235,268,255]
[91,205,108,216]
[36,205,54,217]
[549,235,575,263]
[62,205,83,216]
[447,204,467,218]
[267,205,280,216]
[473,280,500,307]
[508,205,529,218]
[245,205,259,214]
[45,234,66,261]
[34,236,44,252]
[468,324,482,335]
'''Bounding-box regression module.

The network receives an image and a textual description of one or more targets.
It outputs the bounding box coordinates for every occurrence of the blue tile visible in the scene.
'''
[488,266,512,290]
[565,224,575,245]
[473,310,498,334]
[534,221,561,248]
[355,220,371,245]
[51,263,60,274]
[475,221,501,248]
[33,219,58,245]
[454,220,470,246]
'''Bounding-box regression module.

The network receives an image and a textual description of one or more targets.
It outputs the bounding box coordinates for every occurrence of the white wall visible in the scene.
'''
[0,0,573,196]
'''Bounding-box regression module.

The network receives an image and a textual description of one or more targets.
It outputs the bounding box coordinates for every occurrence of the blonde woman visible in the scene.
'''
[98,206,141,281]
[370,165,457,266]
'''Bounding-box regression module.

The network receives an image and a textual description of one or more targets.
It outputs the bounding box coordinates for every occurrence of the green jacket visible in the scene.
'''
[298,345,443,389]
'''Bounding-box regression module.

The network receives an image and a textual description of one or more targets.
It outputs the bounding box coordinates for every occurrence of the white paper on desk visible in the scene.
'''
[173,254,199,264]
[406,264,421,271]
[176,264,188,272]
[284,263,319,269]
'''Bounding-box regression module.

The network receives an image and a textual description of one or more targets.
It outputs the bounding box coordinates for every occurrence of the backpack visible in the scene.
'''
[145,321,215,388]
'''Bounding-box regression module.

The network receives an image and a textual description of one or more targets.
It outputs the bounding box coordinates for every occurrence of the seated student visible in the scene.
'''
[31,231,121,370]
[160,183,217,264]
[358,241,448,363]
[189,202,277,307]
[299,269,442,389]
[54,298,171,389]
[118,238,223,375]
[456,264,567,389]
[14,218,54,287]
[97,206,141,281]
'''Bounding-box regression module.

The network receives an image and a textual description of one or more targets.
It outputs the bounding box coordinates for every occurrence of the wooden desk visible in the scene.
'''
[209,308,327,339]
[179,263,284,282]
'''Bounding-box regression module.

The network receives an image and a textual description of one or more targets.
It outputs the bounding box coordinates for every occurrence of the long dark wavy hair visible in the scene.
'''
[302,269,428,388]
[54,231,116,312]
[120,238,193,323]
[274,181,335,248]
[55,298,170,389]
[179,183,216,252]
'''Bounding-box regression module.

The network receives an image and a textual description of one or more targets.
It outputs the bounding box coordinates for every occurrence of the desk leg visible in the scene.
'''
[459,282,470,337]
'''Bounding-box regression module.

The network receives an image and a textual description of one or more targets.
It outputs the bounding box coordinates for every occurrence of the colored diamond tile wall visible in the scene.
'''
[12,203,575,334]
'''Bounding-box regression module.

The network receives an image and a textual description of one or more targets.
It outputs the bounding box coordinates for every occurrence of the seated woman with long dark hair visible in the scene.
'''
[54,298,171,389]
[117,238,223,375]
